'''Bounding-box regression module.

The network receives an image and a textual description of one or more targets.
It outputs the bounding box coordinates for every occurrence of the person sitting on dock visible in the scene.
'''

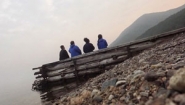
[59,45,69,60]
[97,34,108,49]
[83,38,95,53]
[69,41,82,57]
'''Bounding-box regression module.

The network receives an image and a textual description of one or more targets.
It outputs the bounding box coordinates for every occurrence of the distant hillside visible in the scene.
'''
[137,8,185,39]
[110,4,185,47]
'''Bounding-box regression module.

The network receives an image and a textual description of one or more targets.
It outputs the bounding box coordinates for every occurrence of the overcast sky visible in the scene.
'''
[0,0,185,104]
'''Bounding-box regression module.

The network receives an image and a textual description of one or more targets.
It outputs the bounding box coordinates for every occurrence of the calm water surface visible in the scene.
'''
[0,71,42,105]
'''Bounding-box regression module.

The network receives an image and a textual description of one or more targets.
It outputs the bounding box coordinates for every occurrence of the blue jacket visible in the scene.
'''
[97,38,108,49]
[69,45,82,57]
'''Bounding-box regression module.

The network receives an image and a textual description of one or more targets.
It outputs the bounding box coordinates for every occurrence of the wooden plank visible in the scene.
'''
[45,51,127,71]
[46,70,101,82]
[32,67,41,70]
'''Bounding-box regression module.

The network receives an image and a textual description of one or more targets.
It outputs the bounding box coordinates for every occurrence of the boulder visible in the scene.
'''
[169,68,185,92]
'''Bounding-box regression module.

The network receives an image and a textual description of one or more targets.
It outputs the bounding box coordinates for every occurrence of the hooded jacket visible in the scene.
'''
[83,43,95,53]
[97,38,108,49]
[59,50,69,60]
[69,45,82,57]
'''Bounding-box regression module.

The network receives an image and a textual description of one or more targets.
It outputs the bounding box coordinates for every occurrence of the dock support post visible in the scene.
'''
[126,46,132,58]
[73,60,79,86]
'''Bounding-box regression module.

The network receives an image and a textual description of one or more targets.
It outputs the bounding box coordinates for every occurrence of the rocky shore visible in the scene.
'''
[51,34,185,105]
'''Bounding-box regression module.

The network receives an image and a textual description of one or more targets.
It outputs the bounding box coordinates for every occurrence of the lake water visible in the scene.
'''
[0,80,41,105]
[0,70,42,105]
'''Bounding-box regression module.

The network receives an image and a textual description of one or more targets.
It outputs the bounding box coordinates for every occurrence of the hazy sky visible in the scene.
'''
[0,0,185,104]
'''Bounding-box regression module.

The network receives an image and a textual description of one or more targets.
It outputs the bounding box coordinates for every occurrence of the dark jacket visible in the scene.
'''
[97,38,108,49]
[69,45,82,57]
[59,50,69,60]
[83,43,95,53]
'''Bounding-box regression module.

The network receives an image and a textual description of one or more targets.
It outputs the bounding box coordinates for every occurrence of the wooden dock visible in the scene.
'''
[32,27,185,101]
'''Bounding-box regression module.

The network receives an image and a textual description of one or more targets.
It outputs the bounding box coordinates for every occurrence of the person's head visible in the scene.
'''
[98,34,102,39]
[60,45,65,50]
[84,38,90,43]
[70,41,75,45]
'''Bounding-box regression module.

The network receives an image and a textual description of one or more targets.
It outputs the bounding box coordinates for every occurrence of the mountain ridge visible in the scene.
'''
[110,4,185,47]
[137,7,185,39]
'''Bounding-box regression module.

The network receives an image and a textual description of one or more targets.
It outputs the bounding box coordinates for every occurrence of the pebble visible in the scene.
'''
[91,89,101,98]
[108,95,114,100]
[93,95,103,102]
[119,96,125,101]
[173,94,185,103]
[140,92,149,97]
[116,80,126,86]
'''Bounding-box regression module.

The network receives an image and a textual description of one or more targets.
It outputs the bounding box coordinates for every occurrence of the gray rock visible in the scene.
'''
[101,78,118,91]
[169,68,185,92]
[166,64,172,69]
[175,58,183,63]
[140,92,149,97]
[125,96,130,103]
[119,96,125,101]
[93,95,103,102]
[166,99,176,105]
[151,63,163,69]
[128,103,134,105]
[108,95,114,100]
[116,80,126,87]
[145,99,153,105]
[133,70,144,75]
[166,70,175,77]
[144,71,160,82]
[91,89,101,98]
[139,59,145,63]
[60,97,66,102]
[156,88,167,96]
[166,90,175,98]
[130,70,145,84]
[172,62,184,70]
[174,94,185,103]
